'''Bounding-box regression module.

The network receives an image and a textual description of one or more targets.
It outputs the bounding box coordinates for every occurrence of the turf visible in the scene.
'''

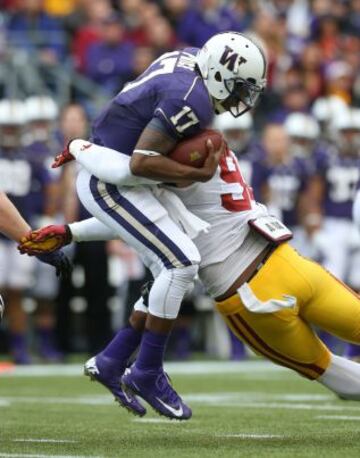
[1,361,360,458]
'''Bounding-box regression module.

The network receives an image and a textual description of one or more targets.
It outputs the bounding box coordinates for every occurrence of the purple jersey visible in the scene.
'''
[315,148,360,219]
[233,141,266,201]
[176,6,246,48]
[256,155,313,227]
[25,141,61,216]
[91,48,213,155]
[0,147,52,225]
[85,42,134,93]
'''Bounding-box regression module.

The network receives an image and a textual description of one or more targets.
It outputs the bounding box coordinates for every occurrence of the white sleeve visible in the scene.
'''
[70,139,159,186]
[69,217,118,242]
[353,189,360,229]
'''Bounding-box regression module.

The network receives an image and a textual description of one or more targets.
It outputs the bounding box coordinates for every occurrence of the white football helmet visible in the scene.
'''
[331,108,360,155]
[25,95,58,142]
[213,111,253,152]
[25,95,58,122]
[284,113,320,140]
[196,32,267,117]
[284,112,320,158]
[0,99,26,148]
[0,99,26,126]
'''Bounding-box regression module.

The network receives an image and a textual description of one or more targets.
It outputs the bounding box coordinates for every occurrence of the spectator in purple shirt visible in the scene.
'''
[84,12,134,94]
[176,0,245,48]
[6,0,66,64]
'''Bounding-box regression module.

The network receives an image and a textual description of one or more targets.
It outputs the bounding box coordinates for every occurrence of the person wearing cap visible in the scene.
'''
[84,12,134,94]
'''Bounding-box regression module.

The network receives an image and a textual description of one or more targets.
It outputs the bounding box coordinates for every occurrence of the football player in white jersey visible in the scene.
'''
[20,139,360,408]
[21,33,360,412]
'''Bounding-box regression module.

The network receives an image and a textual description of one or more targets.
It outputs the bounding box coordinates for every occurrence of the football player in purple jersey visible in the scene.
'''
[213,111,269,203]
[24,96,65,361]
[335,109,360,360]
[0,99,70,361]
[305,108,360,352]
[23,32,267,419]
[253,124,314,233]
[307,109,360,281]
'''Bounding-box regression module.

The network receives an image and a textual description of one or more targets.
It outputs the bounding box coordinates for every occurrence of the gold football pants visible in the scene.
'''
[216,243,360,379]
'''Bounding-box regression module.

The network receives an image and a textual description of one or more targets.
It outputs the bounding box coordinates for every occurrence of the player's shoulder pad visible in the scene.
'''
[155,78,213,139]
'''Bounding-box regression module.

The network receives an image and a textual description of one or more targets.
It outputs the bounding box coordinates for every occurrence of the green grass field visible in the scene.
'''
[1,360,360,458]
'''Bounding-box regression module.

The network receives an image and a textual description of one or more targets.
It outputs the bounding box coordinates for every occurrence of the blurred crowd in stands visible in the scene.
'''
[0,0,359,364]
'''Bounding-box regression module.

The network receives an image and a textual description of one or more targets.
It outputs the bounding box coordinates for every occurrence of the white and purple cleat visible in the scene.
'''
[84,354,146,417]
[121,365,192,420]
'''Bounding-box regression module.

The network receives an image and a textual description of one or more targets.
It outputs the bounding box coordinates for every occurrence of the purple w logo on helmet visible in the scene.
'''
[220,46,247,72]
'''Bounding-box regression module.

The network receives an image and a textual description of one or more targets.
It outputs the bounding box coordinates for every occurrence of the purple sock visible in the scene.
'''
[135,330,169,371]
[37,327,62,360]
[344,343,360,358]
[173,326,191,360]
[102,326,142,364]
[9,333,31,365]
[229,330,246,360]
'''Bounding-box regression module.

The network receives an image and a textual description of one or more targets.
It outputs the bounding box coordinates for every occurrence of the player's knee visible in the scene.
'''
[171,263,199,287]
[147,264,199,320]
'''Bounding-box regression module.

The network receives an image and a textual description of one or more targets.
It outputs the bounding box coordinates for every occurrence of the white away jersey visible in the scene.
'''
[165,149,269,267]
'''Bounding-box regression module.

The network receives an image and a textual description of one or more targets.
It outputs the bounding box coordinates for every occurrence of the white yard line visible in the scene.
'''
[132,418,187,424]
[185,393,332,403]
[12,439,77,444]
[0,396,113,406]
[0,360,286,377]
[211,401,360,411]
[218,434,285,439]
[316,415,360,421]
[0,394,358,413]
[0,454,101,458]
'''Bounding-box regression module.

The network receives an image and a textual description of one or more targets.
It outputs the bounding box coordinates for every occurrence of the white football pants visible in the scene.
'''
[76,169,200,319]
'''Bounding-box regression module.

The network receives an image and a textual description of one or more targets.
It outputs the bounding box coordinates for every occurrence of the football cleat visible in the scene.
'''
[84,354,146,417]
[121,365,192,420]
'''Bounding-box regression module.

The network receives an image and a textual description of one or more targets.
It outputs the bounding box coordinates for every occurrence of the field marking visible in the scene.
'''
[185,393,332,403]
[1,394,359,413]
[12,439,77,443]
[132,418,188,424]
[213,401,360,411]
[0,360,287,378]
[316,415,360,421]
[218,434,285,439]
[0,454,101,458]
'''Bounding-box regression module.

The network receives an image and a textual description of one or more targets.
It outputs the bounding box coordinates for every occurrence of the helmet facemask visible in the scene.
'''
[221,77,264,117]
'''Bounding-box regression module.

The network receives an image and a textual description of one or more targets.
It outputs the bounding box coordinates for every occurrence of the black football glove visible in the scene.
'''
[36,250,72,279]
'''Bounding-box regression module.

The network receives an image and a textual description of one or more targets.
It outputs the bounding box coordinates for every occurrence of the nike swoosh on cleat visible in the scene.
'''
[155,398,184,417]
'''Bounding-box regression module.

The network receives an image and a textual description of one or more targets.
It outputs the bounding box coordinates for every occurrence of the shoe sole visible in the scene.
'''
[84,366,146,417]
[121,380,190,421]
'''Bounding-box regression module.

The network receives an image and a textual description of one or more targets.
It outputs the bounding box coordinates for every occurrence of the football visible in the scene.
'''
[168,129,223,168]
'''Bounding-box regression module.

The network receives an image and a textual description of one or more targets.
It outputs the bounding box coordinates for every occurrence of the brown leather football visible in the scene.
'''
[168,129,223,168]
